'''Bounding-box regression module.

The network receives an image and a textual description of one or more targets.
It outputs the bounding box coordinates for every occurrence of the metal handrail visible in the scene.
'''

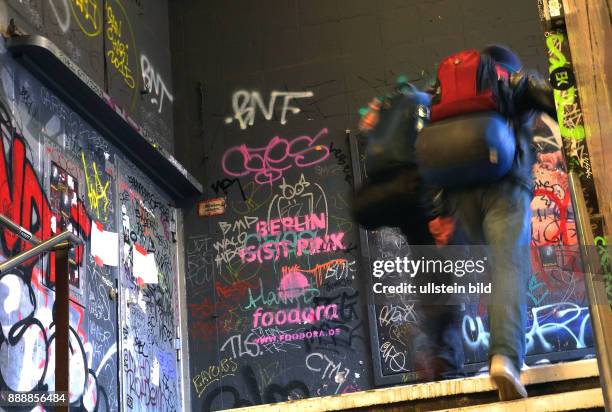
[0,214,43,244]
[0,230,82,274]
[569,172,612,410]
[0,215,82,411]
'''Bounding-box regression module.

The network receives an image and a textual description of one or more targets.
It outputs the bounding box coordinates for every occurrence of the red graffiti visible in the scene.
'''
[221,128,331,184]
[215,278,259,301]
[189,279,258,345]
[341,385,360,394]
[533,186,572,246]
[188,297,218,342]
[0,135,91,280]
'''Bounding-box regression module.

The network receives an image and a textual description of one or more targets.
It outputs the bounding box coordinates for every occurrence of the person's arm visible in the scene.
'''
[422,186,456,246]
[509,71,557,120]
[428,216,455,246]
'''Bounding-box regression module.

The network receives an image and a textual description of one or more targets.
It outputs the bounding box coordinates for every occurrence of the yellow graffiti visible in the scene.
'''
[546,33,585,141]
[70,0,102,37]
[595,236,610,267]
[82,152,110,219]
[222,309,247,332]
[258,360,281,387]
[106,2,135,89]
[228,181,274,215]
[192,358,238,398]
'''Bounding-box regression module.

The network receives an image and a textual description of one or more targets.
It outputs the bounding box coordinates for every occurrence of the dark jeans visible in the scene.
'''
[400,219,466,379]
[419,305,465,379]
[354,165,466,378]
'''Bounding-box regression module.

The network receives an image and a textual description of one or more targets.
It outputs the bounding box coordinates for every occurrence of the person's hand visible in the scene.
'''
[428,216,455,246]
[358,97,381,132]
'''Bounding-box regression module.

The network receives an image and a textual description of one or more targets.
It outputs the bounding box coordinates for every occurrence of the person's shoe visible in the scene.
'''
[489,354,528,401]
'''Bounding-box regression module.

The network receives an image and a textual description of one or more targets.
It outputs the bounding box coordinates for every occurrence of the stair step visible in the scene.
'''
[229,359,600,411]
[434,388,604,411]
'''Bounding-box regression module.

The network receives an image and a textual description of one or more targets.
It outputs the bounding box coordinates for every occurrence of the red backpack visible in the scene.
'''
[416,49,517,188]
[430,49,508,122]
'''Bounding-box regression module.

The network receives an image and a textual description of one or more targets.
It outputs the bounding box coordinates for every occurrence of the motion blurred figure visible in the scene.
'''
[353,83,465,380]
[427,45,557,400]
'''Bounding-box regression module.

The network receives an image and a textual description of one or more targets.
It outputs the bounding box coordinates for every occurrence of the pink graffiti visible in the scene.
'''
[221,128,331,184]
[278,271,310,300]
[341,385,360,394]
[256,213,326,236]
[254,328,342,345]
[252,304,338,328]
[239,232,346,263]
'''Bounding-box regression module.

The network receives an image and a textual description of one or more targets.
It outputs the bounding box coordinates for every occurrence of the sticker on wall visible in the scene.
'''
[133,243,158,284]
[550,67,575,90]
[48,162,80,288]
[91,221,119,267]
[197,197,226,217]
[151,357,160,386]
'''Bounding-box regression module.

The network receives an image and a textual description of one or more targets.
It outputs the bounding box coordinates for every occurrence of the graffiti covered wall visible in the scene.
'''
[461,113,591,364]
[118,163,181,411]
[169,0,592,410]
[355,112,591,380]
[2,0,175,153]
[0,39,181,411]
[171,0,572,411]
[182,91,593,410]
[185,89,370,411]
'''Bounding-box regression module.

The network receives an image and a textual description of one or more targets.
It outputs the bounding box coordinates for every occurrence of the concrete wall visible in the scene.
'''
[1,0,176,153]
[171,0,548,179]
[0,2,185,410]
[168,1,592,411]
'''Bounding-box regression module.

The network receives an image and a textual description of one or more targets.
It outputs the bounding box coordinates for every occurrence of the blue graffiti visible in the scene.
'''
[462,302,590,353]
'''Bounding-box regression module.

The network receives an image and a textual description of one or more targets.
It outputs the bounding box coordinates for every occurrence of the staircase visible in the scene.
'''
[229,359,603,411]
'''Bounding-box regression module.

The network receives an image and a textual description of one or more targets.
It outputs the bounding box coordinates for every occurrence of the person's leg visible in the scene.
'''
[481,181,531,371]
[402,217,467,380]
[444,188,486,245]
[419,304,465,379]
[446,182,530,399]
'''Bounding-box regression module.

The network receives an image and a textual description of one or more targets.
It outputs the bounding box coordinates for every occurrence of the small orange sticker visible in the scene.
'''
[198,197,226,217]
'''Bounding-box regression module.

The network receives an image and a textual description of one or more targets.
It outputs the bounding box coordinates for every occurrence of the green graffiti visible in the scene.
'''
[594,236,612,303]
[595,236,610,268]
[546,33,586,141]
[546,33,567,70]
[554,87,585,140]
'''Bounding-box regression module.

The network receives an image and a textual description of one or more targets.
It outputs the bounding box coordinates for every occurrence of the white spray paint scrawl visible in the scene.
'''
[225,90,313,129]
[140,54,174,113]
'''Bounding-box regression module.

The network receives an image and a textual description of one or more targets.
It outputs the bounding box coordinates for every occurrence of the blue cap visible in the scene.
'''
[482,44,522,73]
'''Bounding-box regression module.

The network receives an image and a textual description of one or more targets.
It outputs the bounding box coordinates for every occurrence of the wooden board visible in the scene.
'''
[563,0,612,239]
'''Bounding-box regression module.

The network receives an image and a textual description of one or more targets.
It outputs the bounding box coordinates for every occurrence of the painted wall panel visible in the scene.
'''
[169,0,594,410]
[118,159,181,412]
[182,90,372,412]
[0,40,181,411]
[0,41,119,410]
[2,0,176,153]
